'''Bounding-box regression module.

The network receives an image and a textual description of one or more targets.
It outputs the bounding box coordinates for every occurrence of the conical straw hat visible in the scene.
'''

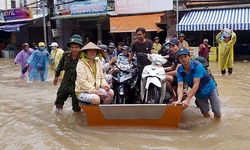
[80,42,101,52]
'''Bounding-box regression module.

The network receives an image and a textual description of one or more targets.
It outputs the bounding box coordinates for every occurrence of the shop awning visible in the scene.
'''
[0,23,27,32]
[110,13,164,33]
[178,8,250,31]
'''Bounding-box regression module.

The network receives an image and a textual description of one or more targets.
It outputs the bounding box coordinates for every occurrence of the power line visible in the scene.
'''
[24,0,43,7]
[55,0,89,6]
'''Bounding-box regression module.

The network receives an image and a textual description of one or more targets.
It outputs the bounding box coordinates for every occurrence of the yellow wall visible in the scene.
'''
[209,47,217,61]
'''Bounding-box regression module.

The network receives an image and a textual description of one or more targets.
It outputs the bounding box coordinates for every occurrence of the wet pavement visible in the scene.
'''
[0,58,250,150]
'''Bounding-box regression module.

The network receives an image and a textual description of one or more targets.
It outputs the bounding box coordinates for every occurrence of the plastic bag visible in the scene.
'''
[22,65,28,74]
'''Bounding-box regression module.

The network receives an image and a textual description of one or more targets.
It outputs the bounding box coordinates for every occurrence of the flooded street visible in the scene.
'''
[0,58,250,150]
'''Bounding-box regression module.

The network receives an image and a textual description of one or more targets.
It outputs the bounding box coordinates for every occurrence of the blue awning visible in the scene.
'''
[0,23,27,32]
[178,8,250,31]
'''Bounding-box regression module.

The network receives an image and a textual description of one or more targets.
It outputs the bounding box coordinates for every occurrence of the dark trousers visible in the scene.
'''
[54,89,80,112]
[134,65,145,102]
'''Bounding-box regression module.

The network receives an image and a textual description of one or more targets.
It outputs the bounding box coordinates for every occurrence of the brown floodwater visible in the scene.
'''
[0,58,250,150]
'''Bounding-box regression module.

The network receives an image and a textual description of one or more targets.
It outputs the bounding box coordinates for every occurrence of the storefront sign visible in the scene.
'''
[115,0,173,14]
[1,7,33,21]
[70,0,107,15]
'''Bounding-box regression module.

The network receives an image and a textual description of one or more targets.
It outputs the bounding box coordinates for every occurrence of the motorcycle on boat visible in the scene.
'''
[137,53,168,104]
[112,60,138,104]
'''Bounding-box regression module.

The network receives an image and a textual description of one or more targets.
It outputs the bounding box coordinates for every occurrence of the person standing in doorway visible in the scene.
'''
[216,29,236,76]
[198,39,211,66]
[54,34,83,112]
[50,42,64,79]
[179,33,189,49]
[14,43,34,79]
[153,37,162,53]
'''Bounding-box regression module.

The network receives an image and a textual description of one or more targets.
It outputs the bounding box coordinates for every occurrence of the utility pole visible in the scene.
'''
[176,0,179,37]
[42,0,47,47]
[48,0,56,31]
[5,0,7,9]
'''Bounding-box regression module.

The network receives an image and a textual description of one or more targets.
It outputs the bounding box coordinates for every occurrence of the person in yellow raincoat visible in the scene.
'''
[50,42,64,78]
[216,29,236,76]
[153,37,162,53]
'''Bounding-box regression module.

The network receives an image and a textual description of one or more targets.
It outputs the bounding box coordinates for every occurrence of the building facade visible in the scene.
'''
[0,0,46,57]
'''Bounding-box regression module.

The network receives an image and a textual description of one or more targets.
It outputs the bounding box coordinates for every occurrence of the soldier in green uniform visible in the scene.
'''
[53,34,83,112]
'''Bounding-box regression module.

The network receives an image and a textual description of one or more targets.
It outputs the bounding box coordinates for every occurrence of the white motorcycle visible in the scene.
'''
[139,53,167,104]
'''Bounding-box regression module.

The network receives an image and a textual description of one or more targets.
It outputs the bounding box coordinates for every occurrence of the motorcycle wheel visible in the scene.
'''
[147,84,160,104]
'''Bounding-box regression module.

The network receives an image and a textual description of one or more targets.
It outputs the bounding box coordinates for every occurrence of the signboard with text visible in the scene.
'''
[1,7,33,21]
[115,0,173,14]
[70,0,107,15]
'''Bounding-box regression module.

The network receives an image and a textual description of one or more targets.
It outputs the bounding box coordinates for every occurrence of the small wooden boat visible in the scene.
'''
[79,103,183,128]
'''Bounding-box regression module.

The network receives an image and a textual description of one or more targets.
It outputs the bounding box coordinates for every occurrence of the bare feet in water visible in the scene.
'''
[203,112,211,118]
[56,105,63,112]
[214,113,221,119]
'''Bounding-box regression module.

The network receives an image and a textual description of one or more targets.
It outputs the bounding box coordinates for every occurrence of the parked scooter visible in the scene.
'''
[112,60,138,104]
[138,53,167,104]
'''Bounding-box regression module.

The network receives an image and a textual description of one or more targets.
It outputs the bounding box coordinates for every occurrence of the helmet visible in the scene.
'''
[179,33,185,37]
[98,44,108,52]
[122,45,129,50]
[22,43,29,49]
[154,37,159,40]
[38,42,45,47]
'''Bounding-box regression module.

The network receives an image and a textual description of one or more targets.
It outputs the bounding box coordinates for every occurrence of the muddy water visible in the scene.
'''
[0,58,250,150]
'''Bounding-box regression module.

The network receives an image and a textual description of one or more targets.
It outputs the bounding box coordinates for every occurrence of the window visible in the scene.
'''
[11,0,16,8]
[24,0,27,6]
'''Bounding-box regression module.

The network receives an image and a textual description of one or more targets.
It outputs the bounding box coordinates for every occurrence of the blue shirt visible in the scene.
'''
[177,60,216,99]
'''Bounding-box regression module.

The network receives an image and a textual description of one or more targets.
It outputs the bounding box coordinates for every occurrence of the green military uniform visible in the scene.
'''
[54,34,83,112]
[54,51,80,111]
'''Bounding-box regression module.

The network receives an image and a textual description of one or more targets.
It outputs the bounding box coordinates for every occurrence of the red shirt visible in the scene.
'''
[198,44,211,58]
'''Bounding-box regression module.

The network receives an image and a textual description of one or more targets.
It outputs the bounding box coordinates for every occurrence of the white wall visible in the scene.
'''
[0,0,11,10]
[0,0,38,10]
[16,0,37,8]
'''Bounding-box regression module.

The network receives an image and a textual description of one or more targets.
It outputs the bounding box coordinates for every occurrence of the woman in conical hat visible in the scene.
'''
[75,42,114,105]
